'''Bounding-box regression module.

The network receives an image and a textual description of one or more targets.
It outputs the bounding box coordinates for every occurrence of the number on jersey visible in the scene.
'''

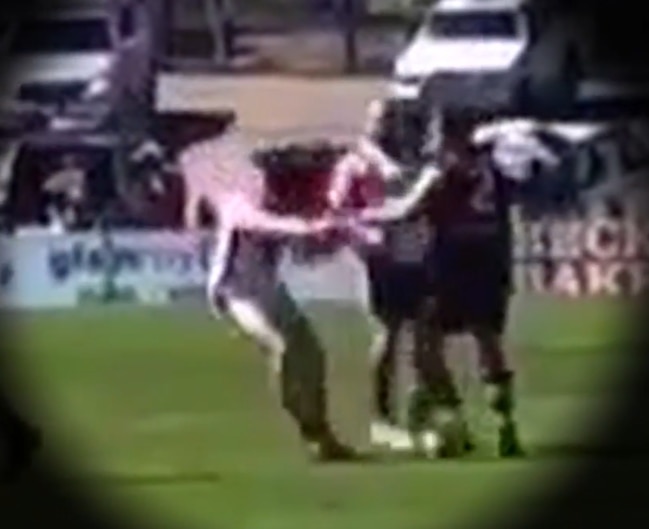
[469,168,497,214]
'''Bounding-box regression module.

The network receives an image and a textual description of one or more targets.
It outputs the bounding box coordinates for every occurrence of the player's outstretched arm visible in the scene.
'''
[327,154,356,209]
[233,198,333,236]
[357,164,442,223]
[357,137,402,181]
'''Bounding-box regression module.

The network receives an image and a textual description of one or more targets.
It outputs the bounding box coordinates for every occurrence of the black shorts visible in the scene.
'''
[365,257,429,321]
[431,234,512,334]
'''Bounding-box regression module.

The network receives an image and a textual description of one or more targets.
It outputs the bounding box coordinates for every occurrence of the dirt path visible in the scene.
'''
[156,74,385,140]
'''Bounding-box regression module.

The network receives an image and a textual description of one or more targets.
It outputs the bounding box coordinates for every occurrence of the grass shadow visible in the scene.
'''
[529,441,649,461]
[67,470,223,488]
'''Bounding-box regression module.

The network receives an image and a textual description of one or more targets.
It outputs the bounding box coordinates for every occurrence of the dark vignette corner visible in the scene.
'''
[504,3,649,529]
[0,4,150,529]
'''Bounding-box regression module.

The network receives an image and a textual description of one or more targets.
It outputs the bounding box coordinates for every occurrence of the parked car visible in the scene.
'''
[4,128,133,227]
[0,0,156,134]
[389,0,585,115]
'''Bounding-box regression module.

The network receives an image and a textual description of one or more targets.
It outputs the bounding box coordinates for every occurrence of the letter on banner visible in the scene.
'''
[584,262,621,296]
[628,261,649,295]
[624,219,649,260]
[548,219,583,260]
[584,218,622,261]
[551,262,582,298]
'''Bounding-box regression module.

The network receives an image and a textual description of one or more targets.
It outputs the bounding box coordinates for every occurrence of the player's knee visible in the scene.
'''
[205,277,229,319]
[226,298,286,357]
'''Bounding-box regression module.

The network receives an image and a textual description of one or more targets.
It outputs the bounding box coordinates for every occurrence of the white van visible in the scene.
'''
[389,0,583,113]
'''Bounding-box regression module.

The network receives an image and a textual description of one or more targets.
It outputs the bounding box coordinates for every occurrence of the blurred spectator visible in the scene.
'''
[130,139,167,194]
[42,153,86,202]
[41,153,87,232]
[116,138,185,228]
[0,140,19,206]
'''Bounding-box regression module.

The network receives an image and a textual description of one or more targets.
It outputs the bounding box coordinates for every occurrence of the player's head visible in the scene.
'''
[436,110,485,172]
[364,97,417,163]
[443,109,483,139]
[310,140,346,170]
[256,142,332,216]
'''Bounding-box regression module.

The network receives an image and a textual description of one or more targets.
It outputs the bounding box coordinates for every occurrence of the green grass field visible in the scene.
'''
[4,295,633,529]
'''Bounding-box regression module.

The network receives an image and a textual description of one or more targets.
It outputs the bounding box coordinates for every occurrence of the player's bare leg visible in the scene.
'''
[223,289,357,462]
[474,327,525,458]
[369,316,401,442]
[408,302,473,457]
[368,315,414,450]
[274,286,359,461]
[370,317,399,427]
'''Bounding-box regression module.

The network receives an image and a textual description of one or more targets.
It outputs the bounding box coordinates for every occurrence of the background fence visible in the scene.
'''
[158,0,417,74]
[1,214,647,311]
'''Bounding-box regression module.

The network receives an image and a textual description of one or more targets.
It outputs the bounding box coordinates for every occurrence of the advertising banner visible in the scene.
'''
[513,217,649,297]
[0,217,647,310]
[0,230,213,309]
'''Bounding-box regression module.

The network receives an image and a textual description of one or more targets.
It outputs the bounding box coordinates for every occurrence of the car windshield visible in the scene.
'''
[428,10,519,38]
[9,18,112,54]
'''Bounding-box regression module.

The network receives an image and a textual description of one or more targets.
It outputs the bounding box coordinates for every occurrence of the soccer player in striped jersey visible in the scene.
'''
[178,120,359,461]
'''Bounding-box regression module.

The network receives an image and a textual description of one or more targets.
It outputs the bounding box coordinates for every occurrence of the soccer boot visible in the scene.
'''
[404,389,446,458]
[371,420,430,453]
[498,420,525,458]
[408,429,441,458]
[406,387,434,435]
[434,410,474,459]
[460,423,476,454]
[407,386,473,459]
[307,431,360,462]
[371,420,406,448]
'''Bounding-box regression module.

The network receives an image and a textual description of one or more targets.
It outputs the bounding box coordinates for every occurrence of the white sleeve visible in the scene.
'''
[492,134,560,182]
[327,155,356,209]
[358,164,442,223]
[357,137,401,181]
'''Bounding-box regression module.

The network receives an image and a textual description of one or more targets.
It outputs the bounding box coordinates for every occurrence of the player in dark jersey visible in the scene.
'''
[351,108,563,456]
[413,112,517,456]
[408,111,562,457]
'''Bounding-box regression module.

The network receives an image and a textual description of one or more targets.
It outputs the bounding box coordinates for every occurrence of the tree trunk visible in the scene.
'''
[340,0,360,73]
[204,0,233,67]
